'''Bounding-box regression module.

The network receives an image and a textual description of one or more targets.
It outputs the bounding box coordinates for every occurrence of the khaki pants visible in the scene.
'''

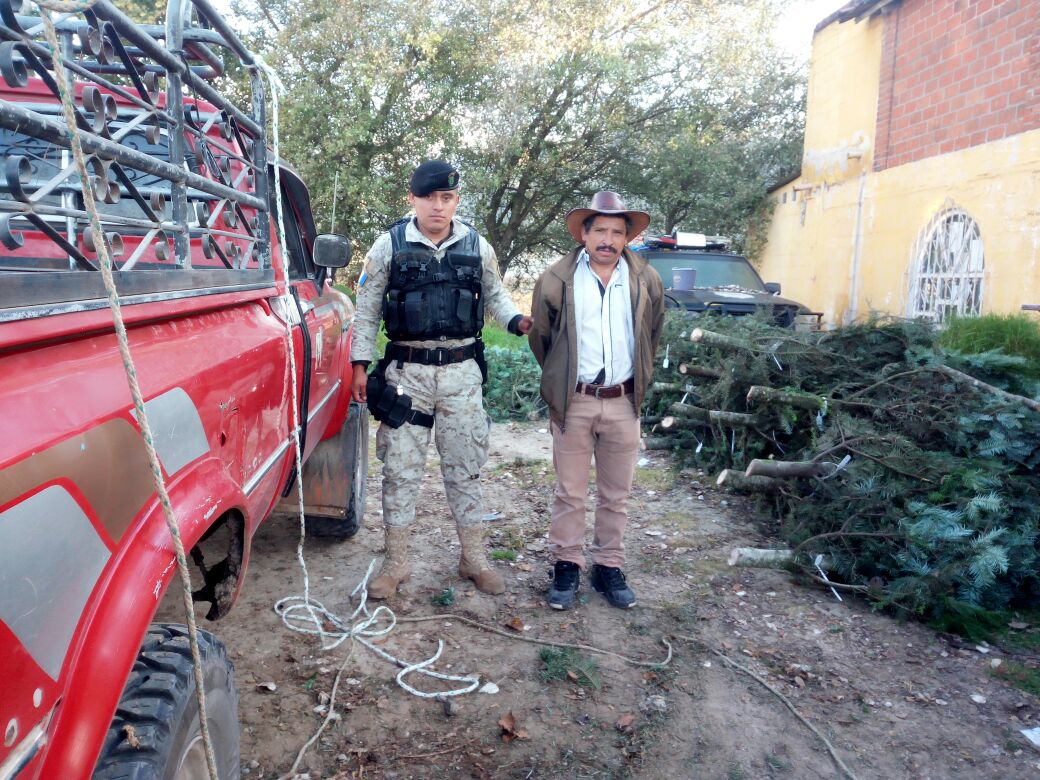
[548,392,641,568]
[375,359,489,529]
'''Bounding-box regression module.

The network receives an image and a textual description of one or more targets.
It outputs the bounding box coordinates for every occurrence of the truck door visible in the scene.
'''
[275,185,345,454]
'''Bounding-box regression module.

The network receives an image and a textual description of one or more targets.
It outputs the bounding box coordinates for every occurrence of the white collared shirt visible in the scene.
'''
[573,249,634,386]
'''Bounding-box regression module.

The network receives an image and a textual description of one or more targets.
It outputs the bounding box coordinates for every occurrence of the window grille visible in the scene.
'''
[908,209,984,322]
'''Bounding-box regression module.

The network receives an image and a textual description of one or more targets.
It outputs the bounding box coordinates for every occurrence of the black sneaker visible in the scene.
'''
[590,564,636,609]
[548,561,581,610]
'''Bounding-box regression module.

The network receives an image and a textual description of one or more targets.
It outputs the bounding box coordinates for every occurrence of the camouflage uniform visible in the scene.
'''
[351,217,521,531]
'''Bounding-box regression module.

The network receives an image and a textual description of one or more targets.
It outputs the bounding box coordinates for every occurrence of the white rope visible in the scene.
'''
[34,3,219,777]
[275,560,481,697]
[253,56,476,703]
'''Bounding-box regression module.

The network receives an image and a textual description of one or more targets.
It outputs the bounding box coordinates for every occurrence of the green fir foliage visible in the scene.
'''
[647,313,1040,629]
[483,346,546,422]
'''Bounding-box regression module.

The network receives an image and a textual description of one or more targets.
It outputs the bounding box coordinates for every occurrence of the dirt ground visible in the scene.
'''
[159,421,1040,780]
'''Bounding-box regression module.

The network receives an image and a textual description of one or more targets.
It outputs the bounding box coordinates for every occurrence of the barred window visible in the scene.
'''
[908,209,984,322]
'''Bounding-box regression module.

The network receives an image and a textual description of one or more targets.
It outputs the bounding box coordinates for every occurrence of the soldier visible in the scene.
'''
[350,160,532,599]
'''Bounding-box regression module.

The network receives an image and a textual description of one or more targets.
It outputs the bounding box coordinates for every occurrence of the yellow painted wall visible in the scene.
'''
[758,17,1040,324]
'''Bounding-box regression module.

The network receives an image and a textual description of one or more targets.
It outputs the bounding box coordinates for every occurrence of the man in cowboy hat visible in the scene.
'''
[528,191,665,609]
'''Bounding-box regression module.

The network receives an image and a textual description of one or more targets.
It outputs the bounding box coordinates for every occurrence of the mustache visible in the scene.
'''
[596,245,619,253]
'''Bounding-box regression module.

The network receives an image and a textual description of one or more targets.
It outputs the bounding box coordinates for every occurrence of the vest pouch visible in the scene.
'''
[391,251,431,285]
[455,288,474,324]
[383,392,413,428]
[384,290,401,335]
[366,367,392,423]
[446,250,481,282]
[403,291,429,335]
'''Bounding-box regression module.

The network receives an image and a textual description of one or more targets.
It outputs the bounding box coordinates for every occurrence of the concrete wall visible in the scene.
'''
[758,0,1040,325]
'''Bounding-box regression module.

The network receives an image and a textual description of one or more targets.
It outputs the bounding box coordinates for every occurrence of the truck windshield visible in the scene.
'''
[643,252,767,291]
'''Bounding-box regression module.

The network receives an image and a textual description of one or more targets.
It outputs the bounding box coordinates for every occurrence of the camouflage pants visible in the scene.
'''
[375,358,489,529]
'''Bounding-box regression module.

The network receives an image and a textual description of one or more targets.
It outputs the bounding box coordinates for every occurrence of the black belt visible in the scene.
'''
[575,377,635,399]
[386,342,477,366]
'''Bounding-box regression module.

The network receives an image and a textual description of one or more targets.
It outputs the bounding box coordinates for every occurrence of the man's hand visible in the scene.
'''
[516,315,533,335]
[351,363,369,403]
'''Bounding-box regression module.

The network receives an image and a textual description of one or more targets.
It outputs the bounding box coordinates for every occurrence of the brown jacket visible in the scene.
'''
[529,247,666,429]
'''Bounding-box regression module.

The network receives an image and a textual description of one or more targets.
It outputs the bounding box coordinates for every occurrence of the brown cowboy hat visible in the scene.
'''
[564,191,651,244]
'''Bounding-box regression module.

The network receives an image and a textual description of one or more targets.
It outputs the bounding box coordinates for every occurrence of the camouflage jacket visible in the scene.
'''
[349,217,521,364]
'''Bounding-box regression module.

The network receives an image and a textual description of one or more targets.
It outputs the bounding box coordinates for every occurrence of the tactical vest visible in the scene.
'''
[383,219,484,341]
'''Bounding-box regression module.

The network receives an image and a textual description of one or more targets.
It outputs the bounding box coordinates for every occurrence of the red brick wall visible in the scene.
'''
[874,0,1039,171]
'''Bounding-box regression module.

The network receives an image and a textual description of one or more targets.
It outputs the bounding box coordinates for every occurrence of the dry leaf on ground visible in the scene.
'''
[498,711,530,742]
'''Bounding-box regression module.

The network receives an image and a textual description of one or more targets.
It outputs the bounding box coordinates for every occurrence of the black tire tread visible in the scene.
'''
[92,624,238,780]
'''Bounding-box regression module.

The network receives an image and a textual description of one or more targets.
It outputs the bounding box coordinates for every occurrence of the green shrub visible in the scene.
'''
[539,647,601,689]
[483,346,546,421]
[430,587,455,606]
[941,314,1040,382]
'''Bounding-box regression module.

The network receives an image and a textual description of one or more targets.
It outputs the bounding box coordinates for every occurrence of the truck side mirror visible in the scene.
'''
[313,233,352,268]
[765,282,781,295]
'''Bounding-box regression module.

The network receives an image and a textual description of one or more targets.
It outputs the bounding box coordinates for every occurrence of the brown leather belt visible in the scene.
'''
[575,377,634,399]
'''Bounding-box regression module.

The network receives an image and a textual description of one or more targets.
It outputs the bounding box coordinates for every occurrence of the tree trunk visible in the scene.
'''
[661,415,705,430]
[642,436,675,450]
[678,363,722,379]
[746,385,826,411]
[745,459,827,478]
[937,364,1040,413]
[665,404,757,428]
[690,328,754,351]
[727,547,833,569]
[727,547,793,568]
[716,469,779,492]
[668,402,710,421]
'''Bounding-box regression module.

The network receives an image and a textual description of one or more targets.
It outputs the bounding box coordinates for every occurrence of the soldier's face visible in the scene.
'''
[408,190,460,234]
[581,215,628,267]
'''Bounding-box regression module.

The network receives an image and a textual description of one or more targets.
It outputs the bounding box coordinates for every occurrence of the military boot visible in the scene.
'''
[457,524,506,595]
[368,526,411,600]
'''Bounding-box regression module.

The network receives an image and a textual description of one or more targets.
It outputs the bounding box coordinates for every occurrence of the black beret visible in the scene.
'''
[409,160,460,196]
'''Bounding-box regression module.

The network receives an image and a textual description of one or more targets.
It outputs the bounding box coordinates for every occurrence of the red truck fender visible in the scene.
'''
[30,455,254,780]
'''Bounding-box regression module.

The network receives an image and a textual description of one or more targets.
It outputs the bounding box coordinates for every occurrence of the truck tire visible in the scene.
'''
[93,624,239,780]
[307,401,369,540]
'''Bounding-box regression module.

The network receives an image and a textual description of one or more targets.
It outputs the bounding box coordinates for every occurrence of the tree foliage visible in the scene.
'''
[231,0,803,277]
[645,313,1040,623]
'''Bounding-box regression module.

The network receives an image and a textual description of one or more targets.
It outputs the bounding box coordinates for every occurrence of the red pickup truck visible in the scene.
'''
[0,1,365,777]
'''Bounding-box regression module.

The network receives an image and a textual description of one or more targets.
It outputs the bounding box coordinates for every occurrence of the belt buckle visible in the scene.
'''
[433,347,448,365]
[594,384,606,398]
